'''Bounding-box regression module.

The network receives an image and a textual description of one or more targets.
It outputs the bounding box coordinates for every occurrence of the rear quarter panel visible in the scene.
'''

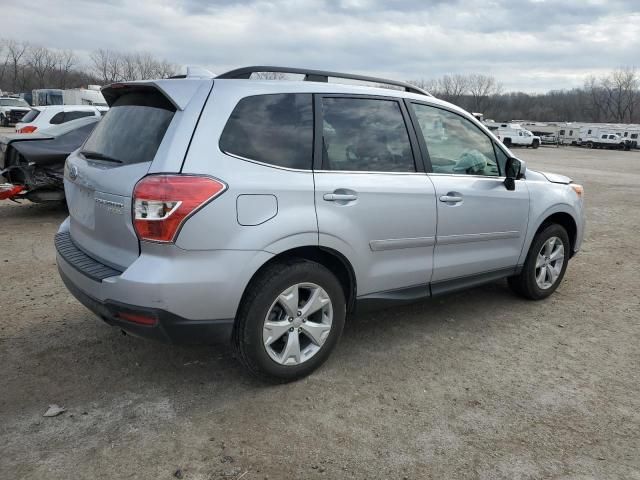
[176,81,318,254]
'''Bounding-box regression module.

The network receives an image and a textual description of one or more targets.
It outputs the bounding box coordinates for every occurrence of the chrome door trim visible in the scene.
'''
[370,236,436,251]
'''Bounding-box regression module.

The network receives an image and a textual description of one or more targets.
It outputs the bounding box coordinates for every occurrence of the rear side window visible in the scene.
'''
[50,112,65,125]
[220,94,313,169]
[65,111,95,122]
[321,97,415,172]
[21,109,40,123]
[81,91,175,165]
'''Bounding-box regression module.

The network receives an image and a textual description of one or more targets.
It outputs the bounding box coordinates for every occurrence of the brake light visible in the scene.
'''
[18,125,37,133]
[132,175,226,243]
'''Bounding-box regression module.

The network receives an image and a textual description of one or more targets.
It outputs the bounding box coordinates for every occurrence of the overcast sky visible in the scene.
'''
[5,0,640,92]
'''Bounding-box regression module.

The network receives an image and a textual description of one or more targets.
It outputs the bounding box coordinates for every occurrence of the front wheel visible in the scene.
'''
[532,140,540,149]
[0,115,8,127]
[233,259,346,382]
[508,224,570,300]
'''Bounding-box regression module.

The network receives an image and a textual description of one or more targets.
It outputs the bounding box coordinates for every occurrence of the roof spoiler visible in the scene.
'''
[101,66,215,110]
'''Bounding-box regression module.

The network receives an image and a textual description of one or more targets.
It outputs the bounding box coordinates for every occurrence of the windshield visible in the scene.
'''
[0,98,29,107]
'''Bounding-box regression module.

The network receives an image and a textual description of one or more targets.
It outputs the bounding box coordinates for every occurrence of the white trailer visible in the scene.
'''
[62,86,107,106]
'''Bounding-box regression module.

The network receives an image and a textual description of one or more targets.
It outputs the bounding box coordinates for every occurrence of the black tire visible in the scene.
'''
[586,142,593,149]
[503,138,512,147]
[233,259,346,382]
[0,115,8,128]
[532,140,540,149]
[508,224,570,300]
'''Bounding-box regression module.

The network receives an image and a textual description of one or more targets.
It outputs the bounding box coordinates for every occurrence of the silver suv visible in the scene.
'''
[56,66,585,381]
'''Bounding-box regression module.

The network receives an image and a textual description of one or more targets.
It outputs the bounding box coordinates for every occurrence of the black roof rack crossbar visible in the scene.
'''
[216,66,431,96]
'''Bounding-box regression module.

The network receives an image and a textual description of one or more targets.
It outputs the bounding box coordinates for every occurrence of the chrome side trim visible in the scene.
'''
[437,231,520,245]
[370,236,436,251]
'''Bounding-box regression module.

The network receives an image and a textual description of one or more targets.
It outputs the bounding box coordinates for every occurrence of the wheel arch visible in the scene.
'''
[239,245,357,315]
[534,211,578,256]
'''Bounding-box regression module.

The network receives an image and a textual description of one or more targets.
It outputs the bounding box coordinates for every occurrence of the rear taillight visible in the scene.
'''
[18,125,37,133]
[132,175,226,243]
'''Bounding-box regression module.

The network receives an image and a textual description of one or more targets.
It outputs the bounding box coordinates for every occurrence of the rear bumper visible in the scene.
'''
[58,265,234,344]
[55,219,273,344]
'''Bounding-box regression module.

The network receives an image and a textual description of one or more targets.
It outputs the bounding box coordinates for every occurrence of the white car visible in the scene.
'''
[15,105,107,134]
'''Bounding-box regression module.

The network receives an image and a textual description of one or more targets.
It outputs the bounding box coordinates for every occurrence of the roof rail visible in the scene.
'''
[216,66,432,97]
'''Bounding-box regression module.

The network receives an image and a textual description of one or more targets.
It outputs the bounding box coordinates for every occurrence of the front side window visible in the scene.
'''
[219,93,313,170]
[411,103,499,176]
[320,97,415,172]
[632,133,638,139]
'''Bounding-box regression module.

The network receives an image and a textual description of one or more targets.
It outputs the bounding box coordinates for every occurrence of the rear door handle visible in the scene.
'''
[439,195,463,203]
[323,193,358,202]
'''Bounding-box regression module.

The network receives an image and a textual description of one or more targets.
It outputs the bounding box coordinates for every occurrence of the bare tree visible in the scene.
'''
[467,74,502,113]
[6,39,28,92]
[438,74,469,104]
[27,45,58,87]
[90,49,122,83]
[55,49,76,89]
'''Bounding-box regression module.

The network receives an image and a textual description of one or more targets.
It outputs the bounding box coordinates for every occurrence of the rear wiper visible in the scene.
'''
[80,150,123,164]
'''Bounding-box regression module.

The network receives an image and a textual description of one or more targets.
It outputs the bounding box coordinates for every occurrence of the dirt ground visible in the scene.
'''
[1,141,639,480]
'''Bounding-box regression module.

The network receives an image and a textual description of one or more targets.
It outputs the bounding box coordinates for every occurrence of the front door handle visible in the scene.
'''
[323,193,358,202]
[439,195,463,203]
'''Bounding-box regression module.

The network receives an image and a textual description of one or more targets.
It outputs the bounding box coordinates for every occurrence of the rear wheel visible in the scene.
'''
[503,138,512,148]
[233,259,346,382]
[508,224,570,300]
[586,142,593,149]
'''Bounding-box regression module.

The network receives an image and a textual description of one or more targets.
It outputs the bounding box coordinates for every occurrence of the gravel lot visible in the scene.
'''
[1,139,639,479]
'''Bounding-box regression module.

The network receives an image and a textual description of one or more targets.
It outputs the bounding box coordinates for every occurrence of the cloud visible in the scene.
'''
[3,0,639,91]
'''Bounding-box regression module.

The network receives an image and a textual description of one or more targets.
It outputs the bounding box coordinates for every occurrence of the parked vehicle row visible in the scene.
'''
[53,66,585,382]
[0,116,99,202]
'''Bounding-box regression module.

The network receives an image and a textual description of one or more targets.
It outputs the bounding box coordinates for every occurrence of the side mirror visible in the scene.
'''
[504,157,525,191]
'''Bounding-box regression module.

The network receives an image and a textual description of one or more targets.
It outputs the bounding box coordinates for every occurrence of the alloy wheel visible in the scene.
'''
[262,282,333,366]
[535,236,565,289]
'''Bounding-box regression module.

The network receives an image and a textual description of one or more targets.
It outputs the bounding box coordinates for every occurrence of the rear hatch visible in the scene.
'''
[64,79,213,270]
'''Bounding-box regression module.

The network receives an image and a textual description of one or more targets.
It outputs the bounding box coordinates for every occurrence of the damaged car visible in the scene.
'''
[0,116,99,202]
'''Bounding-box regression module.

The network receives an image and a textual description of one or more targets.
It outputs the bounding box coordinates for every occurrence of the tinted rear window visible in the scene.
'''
[81,91,175,165]
[219,94,313,170]
[21,109,40,123]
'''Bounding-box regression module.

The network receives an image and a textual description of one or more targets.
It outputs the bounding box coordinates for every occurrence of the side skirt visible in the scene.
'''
[354,266,522,312]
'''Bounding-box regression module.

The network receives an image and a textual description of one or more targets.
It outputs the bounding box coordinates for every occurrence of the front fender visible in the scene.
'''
[518,181,584,264]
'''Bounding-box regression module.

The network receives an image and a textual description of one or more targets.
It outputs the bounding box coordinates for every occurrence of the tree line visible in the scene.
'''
[0,39,176,94]
[410,68,639,123]
[2,37,638,123]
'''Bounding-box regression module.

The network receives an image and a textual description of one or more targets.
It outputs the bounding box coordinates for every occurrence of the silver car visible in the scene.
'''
[56,66,585,381]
